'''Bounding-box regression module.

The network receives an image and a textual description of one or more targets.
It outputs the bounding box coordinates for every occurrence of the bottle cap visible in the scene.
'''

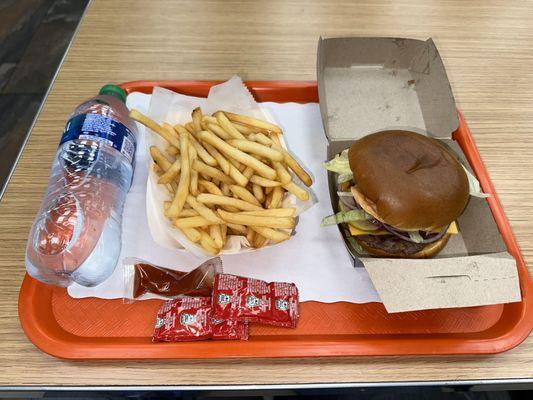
[99,84,127,103]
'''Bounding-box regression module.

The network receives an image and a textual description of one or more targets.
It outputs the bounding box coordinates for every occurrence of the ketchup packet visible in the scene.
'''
[124,257,223,300]
[212,318,249,341]
[212,274,299,328]
[153,297,248,342]
[153,297,212,342]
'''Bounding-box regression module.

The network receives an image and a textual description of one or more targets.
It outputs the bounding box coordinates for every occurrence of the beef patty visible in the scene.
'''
[356,234,427,256]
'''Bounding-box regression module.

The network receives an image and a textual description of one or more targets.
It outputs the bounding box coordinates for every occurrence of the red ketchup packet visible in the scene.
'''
[152,297,248,342]
[123,257,223,300]
[212,274,299,328]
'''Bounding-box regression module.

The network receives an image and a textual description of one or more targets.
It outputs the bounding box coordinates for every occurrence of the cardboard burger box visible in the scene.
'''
[317,37,522,313]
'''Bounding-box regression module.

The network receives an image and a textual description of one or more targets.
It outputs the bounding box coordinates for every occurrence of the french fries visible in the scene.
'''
[232,122,257,135]
[229,185,262,206]
[268,186,283,209]
[209,224,223,248]
[158,155,181,184]
[283,181,310,201]
[181,227,202,242]
[228,164,249,186]
[203,142,230,175]
[217,209,295,229]
[186,131,217,166]
[188,143,199,195]
[252,183,264,203]
[271,139,313,187]
[221,111,282,135]
[250,175,281,187]
[192,159,234,184]
[207,122,232,140]
[184,122,195,135]
[130,110,180,148]
[136,106,313,254]
[202,115,218,125]
[272,161,292,184]
[248,132,272,146]
[174,215,218,229]
[242,166,254,179]
[199,231,219,255]
[197,193,262,211]
[192,107,203,133]
[198,179,223,195]
[254,233,268,248]
[196,130,277,180]
[246,228,256,245]
[166,130,190,217]
[214,111,246,140]
[227,139,284,162]
[150,146,173,171]
[185,195,222,224]
[227,223,247,234]
[166,145,179,156]
[241,208,296,217]
[153,164,163,175]
[251,226,291,243]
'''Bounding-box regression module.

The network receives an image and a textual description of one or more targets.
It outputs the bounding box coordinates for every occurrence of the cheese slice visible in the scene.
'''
[348,221,458,236]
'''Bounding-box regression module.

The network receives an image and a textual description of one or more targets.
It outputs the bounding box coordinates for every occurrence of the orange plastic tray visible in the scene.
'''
[19,81,533,359]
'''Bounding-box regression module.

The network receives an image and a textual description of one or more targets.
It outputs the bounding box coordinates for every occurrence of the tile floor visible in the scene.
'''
[0,0,89,197]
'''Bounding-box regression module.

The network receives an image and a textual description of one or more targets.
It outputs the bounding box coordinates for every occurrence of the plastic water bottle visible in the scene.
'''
[25,84,137,287]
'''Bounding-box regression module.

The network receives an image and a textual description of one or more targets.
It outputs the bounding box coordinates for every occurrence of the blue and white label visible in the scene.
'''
[60,114,136,165]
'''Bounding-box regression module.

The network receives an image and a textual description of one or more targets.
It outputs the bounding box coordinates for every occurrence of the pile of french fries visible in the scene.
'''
[130,107,313,255]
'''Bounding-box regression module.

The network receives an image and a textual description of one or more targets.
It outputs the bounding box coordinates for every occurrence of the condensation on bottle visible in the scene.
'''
[25,84,137,287]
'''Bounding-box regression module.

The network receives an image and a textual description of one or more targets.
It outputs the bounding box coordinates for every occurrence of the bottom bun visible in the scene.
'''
[355,233,451,259]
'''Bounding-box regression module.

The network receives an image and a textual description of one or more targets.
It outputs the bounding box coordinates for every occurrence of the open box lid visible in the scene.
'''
[317,37,459,141]
[317,37,522,313]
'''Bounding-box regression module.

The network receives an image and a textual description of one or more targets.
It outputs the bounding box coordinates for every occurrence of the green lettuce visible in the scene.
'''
[408,231,424,243]
[321,209,372,227]
[323,149,352,175]
[462,165,490,198]
[337,173,353,184]
[346,236,366,255]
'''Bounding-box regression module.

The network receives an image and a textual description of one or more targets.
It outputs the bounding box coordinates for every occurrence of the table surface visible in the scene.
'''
[1,0,533,388]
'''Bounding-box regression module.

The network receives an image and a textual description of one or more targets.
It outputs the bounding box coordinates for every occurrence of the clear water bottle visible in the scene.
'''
[25,84,137,287]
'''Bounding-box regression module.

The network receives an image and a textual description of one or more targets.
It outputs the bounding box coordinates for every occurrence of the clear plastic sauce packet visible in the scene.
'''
[123,257,223,300]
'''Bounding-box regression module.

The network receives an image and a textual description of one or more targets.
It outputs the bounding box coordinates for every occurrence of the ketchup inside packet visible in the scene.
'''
[153,297,248,342]
[212,274,299,328]
[124,257,222,300]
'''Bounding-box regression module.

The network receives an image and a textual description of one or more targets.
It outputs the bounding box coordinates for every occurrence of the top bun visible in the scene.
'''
[348,130,469,231]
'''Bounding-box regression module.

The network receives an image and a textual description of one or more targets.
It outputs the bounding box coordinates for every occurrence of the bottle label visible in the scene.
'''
[60,114,136,164]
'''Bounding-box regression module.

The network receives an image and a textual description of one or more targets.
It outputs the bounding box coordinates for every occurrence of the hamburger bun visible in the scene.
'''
[348,130,469,231]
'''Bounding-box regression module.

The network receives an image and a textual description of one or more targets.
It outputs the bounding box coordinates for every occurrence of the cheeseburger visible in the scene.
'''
[322,130,470,258]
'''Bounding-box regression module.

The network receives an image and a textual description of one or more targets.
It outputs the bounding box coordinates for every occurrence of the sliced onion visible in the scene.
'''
[381,223,450,244]
[339,195,357,210]
[337,191,353,197]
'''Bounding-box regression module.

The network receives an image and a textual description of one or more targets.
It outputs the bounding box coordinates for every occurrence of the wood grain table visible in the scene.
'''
[1,0,532,389]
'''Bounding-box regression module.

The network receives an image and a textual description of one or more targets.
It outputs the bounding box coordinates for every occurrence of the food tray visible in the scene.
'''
[18,81,533,359]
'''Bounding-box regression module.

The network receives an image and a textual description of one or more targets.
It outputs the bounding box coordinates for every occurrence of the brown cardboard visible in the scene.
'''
[318,36,521,313]
[364,253,521,313]
[317,37,458,141]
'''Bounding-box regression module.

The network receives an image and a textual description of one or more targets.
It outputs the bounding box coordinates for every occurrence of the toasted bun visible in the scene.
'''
[348,130,469,231]
[356,234,451,259]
